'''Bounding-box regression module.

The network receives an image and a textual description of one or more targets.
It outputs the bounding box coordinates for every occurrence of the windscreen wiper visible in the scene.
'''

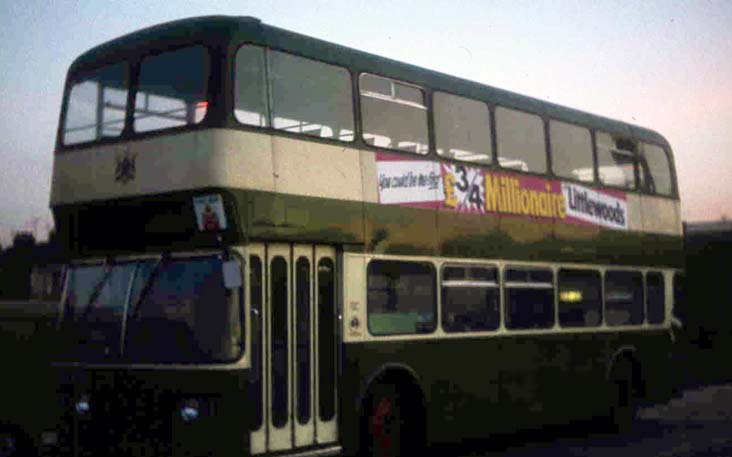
[126,256,166,323]
[79,264,114,320]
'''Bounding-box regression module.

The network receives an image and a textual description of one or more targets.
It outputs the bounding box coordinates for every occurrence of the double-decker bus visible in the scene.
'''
[42,15,683,457]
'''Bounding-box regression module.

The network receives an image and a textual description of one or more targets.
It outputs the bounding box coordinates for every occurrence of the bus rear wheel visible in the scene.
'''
[609,362,636,433]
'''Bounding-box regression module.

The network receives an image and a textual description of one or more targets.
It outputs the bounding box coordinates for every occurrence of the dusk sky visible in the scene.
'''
[1,0,730,246]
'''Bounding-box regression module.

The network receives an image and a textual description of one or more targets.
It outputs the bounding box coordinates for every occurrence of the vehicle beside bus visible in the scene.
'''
[0,300,59,457]
[45,16,682,456]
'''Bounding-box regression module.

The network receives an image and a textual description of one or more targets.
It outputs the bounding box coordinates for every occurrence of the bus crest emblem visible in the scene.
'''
[115,151,136,184]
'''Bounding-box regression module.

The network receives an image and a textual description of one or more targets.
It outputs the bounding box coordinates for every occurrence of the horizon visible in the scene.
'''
[1,1,731,247]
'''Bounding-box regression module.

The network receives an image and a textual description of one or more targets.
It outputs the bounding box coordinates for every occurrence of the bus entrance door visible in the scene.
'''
[248,244,339,454]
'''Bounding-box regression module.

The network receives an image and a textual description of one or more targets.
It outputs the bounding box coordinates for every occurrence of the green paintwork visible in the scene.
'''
[340,328,674,449]
[54,188,683,268]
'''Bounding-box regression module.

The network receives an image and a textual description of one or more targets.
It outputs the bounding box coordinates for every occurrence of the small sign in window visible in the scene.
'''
[193,194,227,231]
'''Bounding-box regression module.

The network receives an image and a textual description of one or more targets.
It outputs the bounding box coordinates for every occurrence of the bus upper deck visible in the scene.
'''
[52,15,680,267]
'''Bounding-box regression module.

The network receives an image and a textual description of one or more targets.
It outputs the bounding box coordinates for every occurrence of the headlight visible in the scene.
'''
[180,399,200,422]
[75,394,91,415]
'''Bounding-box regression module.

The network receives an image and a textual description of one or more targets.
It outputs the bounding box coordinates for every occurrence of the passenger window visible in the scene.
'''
[550,120,593,182]
[64,63,128,145]
[596,132,636,189]
[434,92,492,164]
[604,271,644,326]
[234,45,269,127]
[367,260,436,335]
[134,46,208,133]
[360,73,429,154]
[640,143,673,196]
[646,272,665,324]
[441,265,499,333]
[504,268,554,330]
[269,51,354,141]
[495,107,546,173]
[558,269,602,327]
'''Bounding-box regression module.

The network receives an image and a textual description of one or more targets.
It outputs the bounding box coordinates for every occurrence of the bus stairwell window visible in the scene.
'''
[269,51,354,141]
[360,73,429,154]
[504,268,554,330]
[367,260,436,335]
[558,269,602,328]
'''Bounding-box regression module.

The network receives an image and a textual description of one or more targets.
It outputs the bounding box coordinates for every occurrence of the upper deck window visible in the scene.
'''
[434,92,492,164]
[495,107,546,173]
[360,73,429,154]
[269,51,354,141]
[596,132,636,189]
[550,120,594,182]
[640,143,673,196]
[133,46,208,133]
[234,46,354,141]
[63,63,128,145]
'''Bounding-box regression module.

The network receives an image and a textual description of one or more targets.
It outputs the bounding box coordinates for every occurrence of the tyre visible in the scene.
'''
[608,361,636,433]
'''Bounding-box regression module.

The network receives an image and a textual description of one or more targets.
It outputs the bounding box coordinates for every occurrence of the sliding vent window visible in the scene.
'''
[558,269,602,327]
[434,92,492,164]
[134,46,207,133]
[269,51,354,141]
[550,120,593,182]
[360,73,428,154]
[640,143,673,196]
[367,260,436,335]
[441,265,499,333]
[504,268,554,329]
[63,63,128,145]
[234,45,268,127]
[496,107,546,173]
[596,132,636,189]
[605,271,644,326]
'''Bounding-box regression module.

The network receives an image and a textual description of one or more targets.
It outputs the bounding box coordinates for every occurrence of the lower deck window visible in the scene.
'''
[441,265,499,333]
[605,271,644,326]
[647,272,665,324]
[367,260,436,335]
[558,269,602,327]
[504,268,555,330]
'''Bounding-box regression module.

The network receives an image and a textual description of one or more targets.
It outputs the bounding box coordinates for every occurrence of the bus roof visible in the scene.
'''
[68,15,670,148]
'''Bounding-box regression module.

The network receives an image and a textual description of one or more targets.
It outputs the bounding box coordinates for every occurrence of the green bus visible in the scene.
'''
[42,15,683,457]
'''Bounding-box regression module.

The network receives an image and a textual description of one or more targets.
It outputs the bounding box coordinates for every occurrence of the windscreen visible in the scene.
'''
[58,254,243,364]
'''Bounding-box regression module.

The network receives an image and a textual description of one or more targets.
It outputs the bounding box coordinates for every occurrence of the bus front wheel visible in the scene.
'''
[363,383,422,457]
